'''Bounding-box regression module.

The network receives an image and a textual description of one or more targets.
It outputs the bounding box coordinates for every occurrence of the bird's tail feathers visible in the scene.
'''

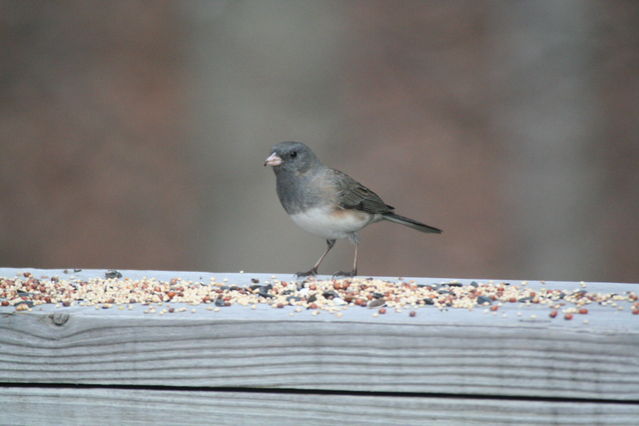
[382,213,442,234]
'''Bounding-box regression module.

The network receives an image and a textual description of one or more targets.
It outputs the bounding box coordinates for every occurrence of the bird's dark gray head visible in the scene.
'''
[264,141,321,174]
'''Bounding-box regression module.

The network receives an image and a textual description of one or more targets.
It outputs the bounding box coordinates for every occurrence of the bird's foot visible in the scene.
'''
[295,267,318,277]
[332,269,357,278]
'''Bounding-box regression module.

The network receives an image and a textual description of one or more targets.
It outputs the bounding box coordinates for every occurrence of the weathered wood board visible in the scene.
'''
[1,268,639,424]
[1,387,638,425]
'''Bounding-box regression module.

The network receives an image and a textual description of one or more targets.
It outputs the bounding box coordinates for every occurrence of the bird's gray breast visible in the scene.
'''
[275,169,327,215]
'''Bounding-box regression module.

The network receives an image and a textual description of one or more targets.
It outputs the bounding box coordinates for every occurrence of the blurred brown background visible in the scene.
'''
[1,0,637,282]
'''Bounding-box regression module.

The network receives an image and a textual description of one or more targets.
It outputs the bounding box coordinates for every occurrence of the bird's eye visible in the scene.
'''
[290,151,297,158]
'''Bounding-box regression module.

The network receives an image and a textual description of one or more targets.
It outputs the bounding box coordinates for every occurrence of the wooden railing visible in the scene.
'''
[1,268,638,424]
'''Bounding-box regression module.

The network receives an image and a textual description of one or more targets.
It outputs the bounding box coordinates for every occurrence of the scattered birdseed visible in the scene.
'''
[105,270,122,279]
[1,273,637,322]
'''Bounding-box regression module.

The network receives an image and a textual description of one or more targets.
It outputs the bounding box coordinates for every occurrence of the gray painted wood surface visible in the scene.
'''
[1,268,639,424]
[2,387,639,425]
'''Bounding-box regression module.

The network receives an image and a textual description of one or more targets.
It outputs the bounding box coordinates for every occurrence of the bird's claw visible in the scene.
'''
[296,268,318,277]
[331,270,357,278]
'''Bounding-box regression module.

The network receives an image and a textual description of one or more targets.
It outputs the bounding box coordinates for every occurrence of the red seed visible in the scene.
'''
[632,309,639,315]
[490,305,499,311]
[564,313,573,320]
[62,301,71,307]
[308,303,318,309]
[1,301,9,306]
[168,307,175,313]
[549,310,558,318]
[409,311,416,317]
[578,308,589,315]
[509,297,517,303]
[309,284,317,291]
[276,303,285,309]
[378,308,387,314]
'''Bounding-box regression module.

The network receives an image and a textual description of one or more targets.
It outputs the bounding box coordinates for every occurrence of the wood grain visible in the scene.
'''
[0,271,639,401]
[2,387,639,426]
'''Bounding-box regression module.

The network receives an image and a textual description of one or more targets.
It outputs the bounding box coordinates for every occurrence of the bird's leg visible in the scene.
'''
[333,234,359,277]
[297,239,336,277]
[352,242,358,276]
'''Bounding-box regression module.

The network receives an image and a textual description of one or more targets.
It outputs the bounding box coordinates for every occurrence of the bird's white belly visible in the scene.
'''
[289,206,373,240]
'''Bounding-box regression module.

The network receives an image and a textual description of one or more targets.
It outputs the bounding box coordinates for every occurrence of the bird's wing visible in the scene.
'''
[331,169,394,214]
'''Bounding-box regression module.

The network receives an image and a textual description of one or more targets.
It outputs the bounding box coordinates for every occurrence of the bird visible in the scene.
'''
[264,141,442,277]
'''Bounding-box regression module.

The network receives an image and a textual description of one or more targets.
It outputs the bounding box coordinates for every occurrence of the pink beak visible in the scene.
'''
[264,152,282,167]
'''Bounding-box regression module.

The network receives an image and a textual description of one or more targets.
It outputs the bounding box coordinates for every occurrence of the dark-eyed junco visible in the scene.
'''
[265,141,442,276]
